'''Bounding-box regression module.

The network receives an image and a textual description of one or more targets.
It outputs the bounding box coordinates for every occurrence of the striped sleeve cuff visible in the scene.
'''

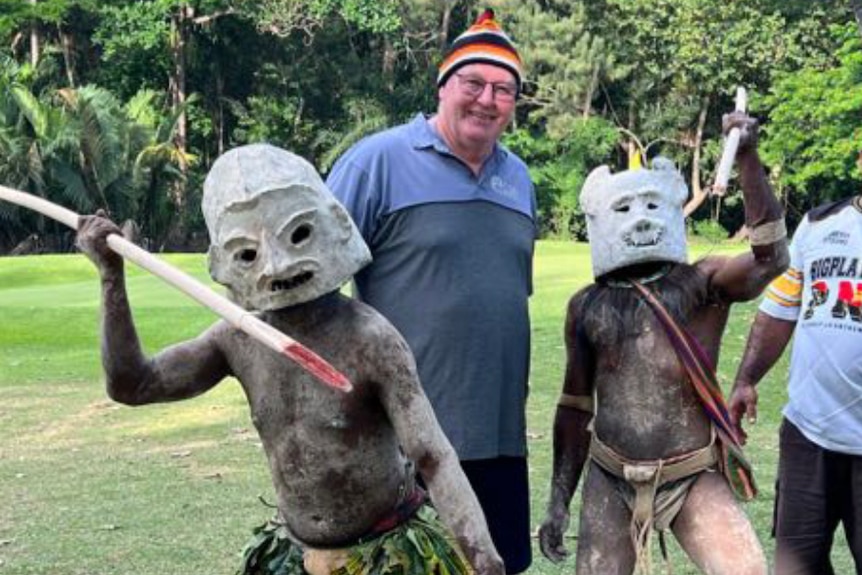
[759,267,803,320]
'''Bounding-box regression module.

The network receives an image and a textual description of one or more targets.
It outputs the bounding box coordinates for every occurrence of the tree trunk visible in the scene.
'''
[58,25,76,87]
[216,70,225,157]
[169,5,191,212]
[292,96,305,134]
[438,1,453,52]
[582,64,600,118]
[29,0,40,66]
[382,36,396,92]
[166,3,192,248]
[172,7,189,166]
[683,95,711,217]
[851,0,862,40]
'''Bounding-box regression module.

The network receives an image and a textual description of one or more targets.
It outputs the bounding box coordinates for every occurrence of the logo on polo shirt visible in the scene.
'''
[490,175,518,200]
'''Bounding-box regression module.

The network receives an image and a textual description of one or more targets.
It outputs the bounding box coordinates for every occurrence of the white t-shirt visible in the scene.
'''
[759,196,862,455]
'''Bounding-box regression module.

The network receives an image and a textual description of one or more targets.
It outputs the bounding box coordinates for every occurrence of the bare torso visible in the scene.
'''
[588,264,732,459]
[215,294,414,546]
[570,262,768,574]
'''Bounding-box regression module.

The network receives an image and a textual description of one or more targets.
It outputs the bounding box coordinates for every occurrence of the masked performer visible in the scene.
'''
[538,113,788,575]
[76,144,503,575]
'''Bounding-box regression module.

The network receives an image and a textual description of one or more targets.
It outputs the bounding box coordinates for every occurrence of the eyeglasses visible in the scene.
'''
[454,73,518,103]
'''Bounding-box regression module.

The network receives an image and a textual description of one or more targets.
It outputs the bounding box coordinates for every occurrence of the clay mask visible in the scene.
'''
[203,144,371,310]
[580,157,689,279]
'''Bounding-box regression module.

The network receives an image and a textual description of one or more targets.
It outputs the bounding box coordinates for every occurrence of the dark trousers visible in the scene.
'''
[461,456,532,575]
[774,419,862,575]
[419,456,532,574]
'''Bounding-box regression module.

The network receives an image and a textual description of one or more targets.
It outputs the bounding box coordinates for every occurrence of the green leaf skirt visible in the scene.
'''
[238,504,473,575]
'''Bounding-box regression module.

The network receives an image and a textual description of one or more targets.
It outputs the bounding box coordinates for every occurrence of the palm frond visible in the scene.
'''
[124,89,162,128]
[10,84,48,138]
[155,92,199,143]
[51,161,94,212]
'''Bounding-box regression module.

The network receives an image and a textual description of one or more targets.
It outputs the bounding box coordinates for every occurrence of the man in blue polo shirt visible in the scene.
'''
[326,9,535,574]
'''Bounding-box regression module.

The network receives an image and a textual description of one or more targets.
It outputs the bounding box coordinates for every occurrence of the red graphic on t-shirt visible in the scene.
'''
[831,281,862,322]
[804,280,830,320]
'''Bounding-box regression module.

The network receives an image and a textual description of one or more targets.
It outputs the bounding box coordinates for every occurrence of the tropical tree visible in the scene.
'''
[577,0,849,234]
[504,117,619,239]
[758,23,862,223]
[2,66,191,249]
[1,0,860,251]
[0,57,81,250]
[127,88,196,248]
[0,56,40,249]
[498,0,628,138]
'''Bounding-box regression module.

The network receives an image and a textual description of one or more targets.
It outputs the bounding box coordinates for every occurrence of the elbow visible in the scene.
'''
[415,441,460,487]
[773,241,791,273]
[105,374,150,405]
[415,447,448,479]
[734,249,788,302]
[106,384,142,406]
[752,239,790,282]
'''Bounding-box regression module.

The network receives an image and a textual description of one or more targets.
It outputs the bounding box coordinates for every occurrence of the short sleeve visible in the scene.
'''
[759,217,806,321]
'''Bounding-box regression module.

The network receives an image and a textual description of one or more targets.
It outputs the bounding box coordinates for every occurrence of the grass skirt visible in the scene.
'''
[238,504,473,575]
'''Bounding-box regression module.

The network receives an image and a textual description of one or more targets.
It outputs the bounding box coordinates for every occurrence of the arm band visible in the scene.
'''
[749,219,787,246]
[558,393,594,413]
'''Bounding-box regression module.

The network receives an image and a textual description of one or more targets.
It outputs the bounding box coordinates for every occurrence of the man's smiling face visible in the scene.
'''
[436,63,517,159]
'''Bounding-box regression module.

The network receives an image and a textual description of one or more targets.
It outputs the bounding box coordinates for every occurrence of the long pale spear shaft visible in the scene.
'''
[0,185,352,392]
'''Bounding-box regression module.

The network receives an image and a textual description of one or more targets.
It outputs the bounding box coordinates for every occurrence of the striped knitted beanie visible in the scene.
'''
[437,8,523,90]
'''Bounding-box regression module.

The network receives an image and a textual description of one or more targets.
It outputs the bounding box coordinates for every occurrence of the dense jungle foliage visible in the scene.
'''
[1,0,861,253]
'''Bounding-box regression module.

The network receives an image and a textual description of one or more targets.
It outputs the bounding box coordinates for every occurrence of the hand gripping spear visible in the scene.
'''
[0,185,353,393]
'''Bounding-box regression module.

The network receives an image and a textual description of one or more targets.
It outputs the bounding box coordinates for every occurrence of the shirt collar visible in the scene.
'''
[407,113,508,164]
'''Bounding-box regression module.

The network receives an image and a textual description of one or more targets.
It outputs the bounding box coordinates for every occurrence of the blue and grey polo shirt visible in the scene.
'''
[327,113,537,460]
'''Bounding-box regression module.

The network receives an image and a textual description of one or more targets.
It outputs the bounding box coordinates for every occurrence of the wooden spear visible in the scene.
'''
[712,87,748,196]
[0,185,352,393]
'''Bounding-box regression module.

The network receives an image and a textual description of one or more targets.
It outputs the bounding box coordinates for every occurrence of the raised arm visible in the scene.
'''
[369,323,504,575]
[77,213,230,405]
[705,112,789,301]
[728,310,796,443]
[538,292,596,563]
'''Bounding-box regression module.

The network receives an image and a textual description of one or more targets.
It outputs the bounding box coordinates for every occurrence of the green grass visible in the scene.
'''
[0,243,853,574]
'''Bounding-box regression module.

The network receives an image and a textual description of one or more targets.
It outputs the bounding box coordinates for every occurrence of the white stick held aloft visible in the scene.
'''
[712,87,748,196]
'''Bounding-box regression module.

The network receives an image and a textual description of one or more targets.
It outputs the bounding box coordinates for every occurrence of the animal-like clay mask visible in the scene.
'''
[580,157,689,279]
[202,144,371,310]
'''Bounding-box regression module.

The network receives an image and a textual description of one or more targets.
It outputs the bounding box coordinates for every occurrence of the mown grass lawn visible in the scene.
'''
[0,241,853,574]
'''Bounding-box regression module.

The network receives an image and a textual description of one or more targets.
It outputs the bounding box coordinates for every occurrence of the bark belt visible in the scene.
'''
[589,432,718,489]
[590,432,718,574]
[589,431,718,534]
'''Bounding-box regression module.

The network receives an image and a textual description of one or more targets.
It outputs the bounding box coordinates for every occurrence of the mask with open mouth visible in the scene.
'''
[202,144,371,310]
[580,157,688,280]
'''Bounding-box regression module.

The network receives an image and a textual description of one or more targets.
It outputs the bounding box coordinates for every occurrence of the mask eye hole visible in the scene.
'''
[614,205,630,213]
[647,202,658,210]
[236,249,257,263]
[291,224,312,245]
